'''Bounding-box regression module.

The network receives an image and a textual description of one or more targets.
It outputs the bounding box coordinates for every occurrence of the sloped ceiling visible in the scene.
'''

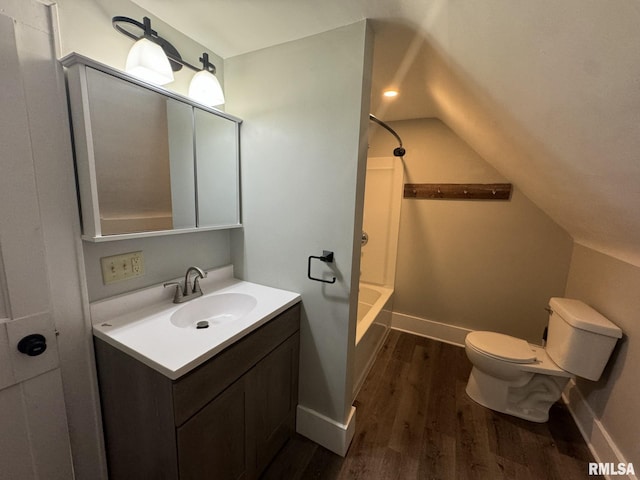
[133,0,640,266]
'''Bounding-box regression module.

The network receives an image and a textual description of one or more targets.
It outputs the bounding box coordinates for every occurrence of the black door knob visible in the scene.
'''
[17,334,47,357]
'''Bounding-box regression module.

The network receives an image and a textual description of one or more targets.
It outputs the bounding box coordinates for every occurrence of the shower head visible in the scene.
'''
[393,147,406,157]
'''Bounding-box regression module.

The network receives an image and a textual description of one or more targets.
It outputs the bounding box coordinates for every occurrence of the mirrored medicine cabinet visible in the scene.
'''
[61,53,242,242]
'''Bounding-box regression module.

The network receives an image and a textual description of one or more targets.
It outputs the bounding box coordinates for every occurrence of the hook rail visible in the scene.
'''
[404,183,512,200]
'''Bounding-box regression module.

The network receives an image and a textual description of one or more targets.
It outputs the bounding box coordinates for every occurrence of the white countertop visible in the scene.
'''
[91,266,301,379]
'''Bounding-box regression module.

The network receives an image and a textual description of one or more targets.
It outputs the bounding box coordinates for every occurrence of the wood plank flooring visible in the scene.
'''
[261,330,600,480]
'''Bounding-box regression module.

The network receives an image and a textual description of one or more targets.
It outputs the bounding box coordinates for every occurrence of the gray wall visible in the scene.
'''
[565,244,640,467]
[226,21,372,425]
[0,253,6,319]
[369,118,574,342]
[83,231,231,301]
[55,0,234,301]
[55,0,372,464]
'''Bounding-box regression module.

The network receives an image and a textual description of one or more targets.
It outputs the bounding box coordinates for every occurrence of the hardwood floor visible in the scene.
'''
[261,330,600,480]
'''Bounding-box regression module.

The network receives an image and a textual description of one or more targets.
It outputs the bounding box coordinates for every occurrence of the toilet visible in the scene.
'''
[464,297,622,422]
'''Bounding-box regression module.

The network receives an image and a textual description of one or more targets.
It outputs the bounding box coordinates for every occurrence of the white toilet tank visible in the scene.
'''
[546,298,622,381]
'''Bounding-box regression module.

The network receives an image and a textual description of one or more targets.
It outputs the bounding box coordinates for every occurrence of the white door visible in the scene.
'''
[0,7,75,480]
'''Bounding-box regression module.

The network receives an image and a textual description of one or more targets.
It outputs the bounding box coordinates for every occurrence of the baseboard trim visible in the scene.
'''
[391,312,471,347]
[296,405,356,457]
[562,380,637,480]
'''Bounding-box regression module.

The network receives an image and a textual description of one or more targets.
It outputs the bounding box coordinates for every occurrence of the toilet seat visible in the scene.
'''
[466,331,537,364]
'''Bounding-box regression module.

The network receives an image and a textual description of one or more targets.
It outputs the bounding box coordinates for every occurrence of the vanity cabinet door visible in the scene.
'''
[248,333,300,476]
[177,378,254,480]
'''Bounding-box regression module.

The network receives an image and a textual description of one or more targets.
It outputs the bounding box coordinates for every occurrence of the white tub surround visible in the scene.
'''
[354,283,393,397]
[91,265,300,379]
[391,311,472,347]
[356,284,393,345]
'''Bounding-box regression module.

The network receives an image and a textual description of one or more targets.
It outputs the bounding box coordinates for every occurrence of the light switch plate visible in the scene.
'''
[100,251,145,285]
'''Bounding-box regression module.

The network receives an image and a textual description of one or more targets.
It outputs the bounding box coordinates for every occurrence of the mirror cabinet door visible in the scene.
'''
[194,108,240,227]
[167,100,197,230]
[85,68,196,235]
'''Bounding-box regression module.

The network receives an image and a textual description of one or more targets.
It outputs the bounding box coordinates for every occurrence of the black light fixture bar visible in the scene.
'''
[198,53,216,74]
[112,16,216,75]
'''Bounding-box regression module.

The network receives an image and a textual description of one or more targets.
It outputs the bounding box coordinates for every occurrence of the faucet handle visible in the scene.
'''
[163,282,183,303]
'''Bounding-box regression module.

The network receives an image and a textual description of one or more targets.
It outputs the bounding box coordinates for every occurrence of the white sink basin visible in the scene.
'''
[170,293,257,329]
[91,266,301,379]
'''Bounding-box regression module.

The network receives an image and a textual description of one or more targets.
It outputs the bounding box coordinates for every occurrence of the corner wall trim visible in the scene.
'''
[562,380,637,480]
[296,405,356,457]
[390,312,471,347]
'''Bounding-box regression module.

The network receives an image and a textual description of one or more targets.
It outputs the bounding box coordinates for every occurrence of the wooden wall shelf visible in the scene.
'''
[404,183,512,200]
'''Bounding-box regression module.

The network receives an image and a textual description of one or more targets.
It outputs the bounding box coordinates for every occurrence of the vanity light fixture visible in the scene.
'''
[116,16,174,85]
[383,89,399,98]
[113,16,225,105]
[188,53,225,106]
[126,36,174,85]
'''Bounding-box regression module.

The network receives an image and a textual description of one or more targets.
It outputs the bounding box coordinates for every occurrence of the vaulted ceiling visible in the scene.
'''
[133,0,640,266]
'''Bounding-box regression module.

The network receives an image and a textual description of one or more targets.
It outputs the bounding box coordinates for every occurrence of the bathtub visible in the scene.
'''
[353,283,393,396]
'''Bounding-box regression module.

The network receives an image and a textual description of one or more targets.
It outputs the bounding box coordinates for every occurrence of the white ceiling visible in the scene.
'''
[130,0,444,119]
[133,0,640,266]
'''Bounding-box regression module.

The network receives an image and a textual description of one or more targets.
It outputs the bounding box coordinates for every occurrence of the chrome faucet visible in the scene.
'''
[164,266,207,303]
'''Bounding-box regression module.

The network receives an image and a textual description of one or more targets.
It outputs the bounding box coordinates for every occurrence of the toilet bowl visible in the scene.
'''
[465,332,572,422]
[464,298,622,423]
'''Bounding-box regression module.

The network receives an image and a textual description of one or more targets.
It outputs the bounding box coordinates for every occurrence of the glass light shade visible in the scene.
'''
[125,37,174,85]
[188,70,225,106]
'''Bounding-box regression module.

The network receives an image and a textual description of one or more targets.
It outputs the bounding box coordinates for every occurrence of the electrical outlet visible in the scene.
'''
[101,251,145,285]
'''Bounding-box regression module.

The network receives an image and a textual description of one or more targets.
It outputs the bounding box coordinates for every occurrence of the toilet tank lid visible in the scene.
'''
[549,298,622,338]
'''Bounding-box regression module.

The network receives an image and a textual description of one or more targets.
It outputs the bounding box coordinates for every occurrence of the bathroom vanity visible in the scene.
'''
[91,267,300,479]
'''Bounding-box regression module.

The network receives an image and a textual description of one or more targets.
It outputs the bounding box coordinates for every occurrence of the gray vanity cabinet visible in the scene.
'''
[94,303,300,480]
